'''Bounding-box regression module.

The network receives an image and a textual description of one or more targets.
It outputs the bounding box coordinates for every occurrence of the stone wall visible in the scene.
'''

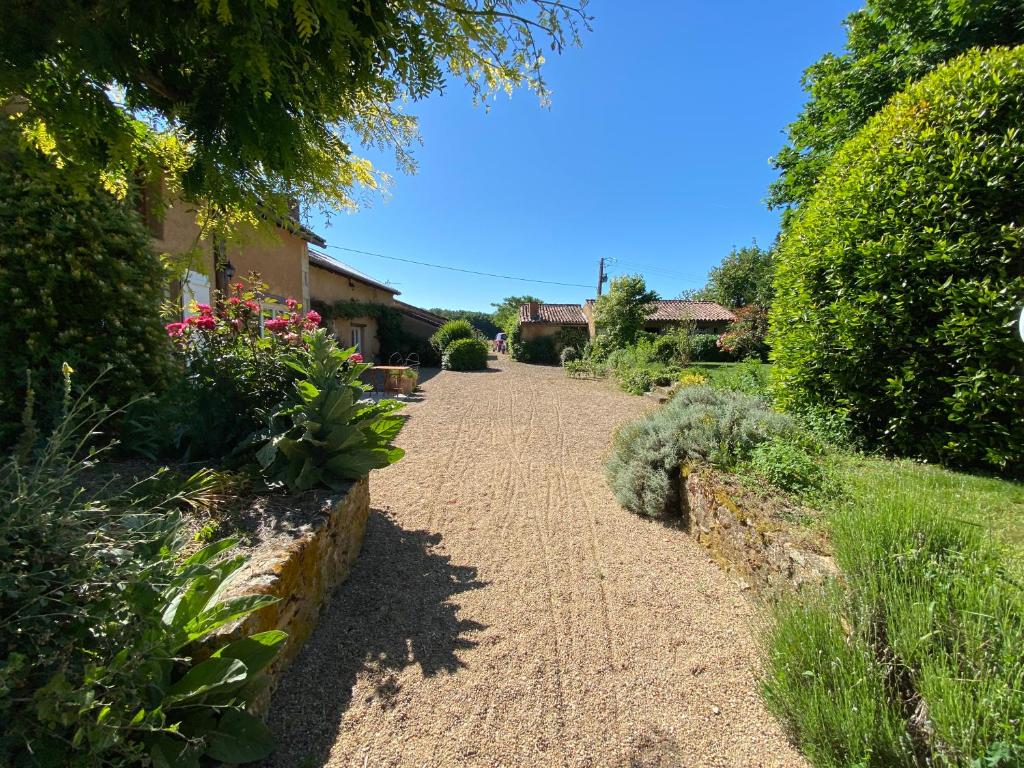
[679,465,837,596]
[197,476,371,709]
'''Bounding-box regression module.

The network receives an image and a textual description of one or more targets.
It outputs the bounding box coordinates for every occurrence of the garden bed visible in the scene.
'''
[192,476,371,711]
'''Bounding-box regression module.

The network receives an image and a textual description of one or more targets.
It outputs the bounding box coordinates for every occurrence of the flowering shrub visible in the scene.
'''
[137,276,322,460]
[717,305,768,360]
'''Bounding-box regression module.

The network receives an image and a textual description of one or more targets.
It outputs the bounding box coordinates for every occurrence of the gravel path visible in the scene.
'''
[266,359,806,768]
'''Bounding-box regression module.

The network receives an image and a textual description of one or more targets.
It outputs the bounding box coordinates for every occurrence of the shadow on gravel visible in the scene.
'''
[263,509,486,768]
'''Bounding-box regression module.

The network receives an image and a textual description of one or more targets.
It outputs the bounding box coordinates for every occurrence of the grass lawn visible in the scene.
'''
[836,455,1024,548]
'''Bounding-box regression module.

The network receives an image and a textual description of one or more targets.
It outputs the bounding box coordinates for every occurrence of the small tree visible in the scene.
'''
[491,295,542,334]
[701,243,775,309]
[591,275,658,352]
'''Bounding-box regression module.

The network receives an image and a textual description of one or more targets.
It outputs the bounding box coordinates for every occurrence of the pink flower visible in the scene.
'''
[227,296,241,306]
[304,310,321,327]
[244,300,260,313]
[232,282,244,294]
[285,298,298,310]
[350,352,364,363]
[197,303,213,317]
[194,315,216,330]
[165,322,185,337]
[284,332,300,344]
[264,317,290,333]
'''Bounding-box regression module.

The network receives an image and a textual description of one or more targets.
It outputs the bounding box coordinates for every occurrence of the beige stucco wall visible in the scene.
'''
[151,196,310,307]
[309,265,399,361]
[521,324,570,341]
[309,266,396,307]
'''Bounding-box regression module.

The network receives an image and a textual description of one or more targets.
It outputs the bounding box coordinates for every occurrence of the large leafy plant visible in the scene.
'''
[256,330,405,492]
[1,377,284,767]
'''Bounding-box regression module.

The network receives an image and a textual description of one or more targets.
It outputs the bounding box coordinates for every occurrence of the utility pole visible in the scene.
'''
[597,257,607,297]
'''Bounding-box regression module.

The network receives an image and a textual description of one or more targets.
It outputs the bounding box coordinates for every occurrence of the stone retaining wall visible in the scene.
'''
[197,476,370,709]
[679,465,837,596]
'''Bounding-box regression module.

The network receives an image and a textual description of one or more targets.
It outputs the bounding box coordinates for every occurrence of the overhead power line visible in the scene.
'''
[323,244,594,289]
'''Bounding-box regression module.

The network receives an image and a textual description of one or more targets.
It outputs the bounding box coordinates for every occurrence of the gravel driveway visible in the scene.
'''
[265,358,806,768]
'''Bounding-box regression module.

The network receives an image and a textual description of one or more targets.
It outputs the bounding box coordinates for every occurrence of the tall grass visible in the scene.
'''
[763,459,1024,766]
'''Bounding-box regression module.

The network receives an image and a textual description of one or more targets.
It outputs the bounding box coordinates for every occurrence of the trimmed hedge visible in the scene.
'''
[429,319,476,354]
[771,47,1024,474]
[442,337,489,371]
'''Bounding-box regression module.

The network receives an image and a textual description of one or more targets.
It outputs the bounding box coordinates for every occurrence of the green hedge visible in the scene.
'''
[442,337,489,371]
[770,47,1024,474]
[430,319,477,355]
[0,145,171,443]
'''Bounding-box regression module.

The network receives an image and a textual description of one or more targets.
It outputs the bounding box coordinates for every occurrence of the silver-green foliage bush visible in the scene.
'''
[606,386,794,516]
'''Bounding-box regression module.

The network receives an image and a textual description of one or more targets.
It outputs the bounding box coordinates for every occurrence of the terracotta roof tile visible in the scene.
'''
[518,303,588,325]
[647,300,735,322]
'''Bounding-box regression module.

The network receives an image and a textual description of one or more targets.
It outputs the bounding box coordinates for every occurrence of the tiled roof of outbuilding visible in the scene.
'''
[519,303,589,325]
[647,300,735,322]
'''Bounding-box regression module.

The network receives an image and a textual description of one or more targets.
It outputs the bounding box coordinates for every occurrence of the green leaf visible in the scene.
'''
[212,631,287,677]
[149,733,202,768]
[204,709,275,762]
[183,537,238,567]
[183,593,279,645]
[166,657,248,705]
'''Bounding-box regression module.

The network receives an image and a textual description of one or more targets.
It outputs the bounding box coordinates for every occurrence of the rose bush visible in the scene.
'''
[127,277,322,461]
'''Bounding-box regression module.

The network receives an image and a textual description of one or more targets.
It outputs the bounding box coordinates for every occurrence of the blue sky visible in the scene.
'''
[306,0,861,312]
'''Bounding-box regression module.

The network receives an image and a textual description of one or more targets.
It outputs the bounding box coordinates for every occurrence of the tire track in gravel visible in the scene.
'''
[265,360,808,768]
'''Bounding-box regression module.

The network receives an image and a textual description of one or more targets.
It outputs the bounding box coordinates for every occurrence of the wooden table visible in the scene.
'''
[368,365,411,394]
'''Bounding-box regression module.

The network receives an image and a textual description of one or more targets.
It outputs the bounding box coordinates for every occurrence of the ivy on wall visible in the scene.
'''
[311,299,410,360]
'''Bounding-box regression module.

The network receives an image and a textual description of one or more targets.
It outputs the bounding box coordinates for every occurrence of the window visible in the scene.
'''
[182,271,210,318]
[350,326,363,353]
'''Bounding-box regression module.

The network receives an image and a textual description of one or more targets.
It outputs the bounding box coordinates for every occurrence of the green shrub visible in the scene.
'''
[129,278,318,461]
[770,46,1024,474]
[0,143,171,446]
[509,332,559,365]
[442,337,489,371]
[1,384,281,766]
[606,386,794,516]
[748,437,832,497]
[689,333,728,362]
[560,346,580,365]
[555,326,589,352]
[647,326,689,367]
[256,330,405,491]
[429,319,477,354]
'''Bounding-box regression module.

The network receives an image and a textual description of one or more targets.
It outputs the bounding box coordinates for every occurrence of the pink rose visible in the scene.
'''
[165,322,185,337]
[286,298,298,309]
[304,310,321,328]
[350,352,364,363]
[197,303,213,316]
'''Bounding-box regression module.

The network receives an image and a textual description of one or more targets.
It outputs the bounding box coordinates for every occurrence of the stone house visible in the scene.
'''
[307,250,400,359]
[518,299,736,342]
[581,299,735,338]
[147,188,437,362]
[517,301,589,344]
[147,192,325,320]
